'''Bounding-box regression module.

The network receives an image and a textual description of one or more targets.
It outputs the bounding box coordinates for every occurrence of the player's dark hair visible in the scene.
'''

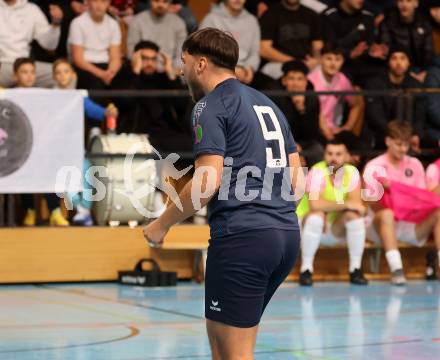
[326,137,347,148]
[134,40,160,53]
[182,28,239,71]
[282,60,309,76]
[13,57,35,73]
[321,42,344,57]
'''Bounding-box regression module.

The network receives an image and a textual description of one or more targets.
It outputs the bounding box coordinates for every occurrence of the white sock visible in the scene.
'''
[300,214,324,273]
[385,249,403,272]
[346,218,366,272]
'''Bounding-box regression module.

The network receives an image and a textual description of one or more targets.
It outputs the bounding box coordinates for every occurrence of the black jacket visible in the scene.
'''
[379,9,434,69]
[364,73,425,149]
[270,81,322,144]
[322,6,375,60]
[111,63,193,151]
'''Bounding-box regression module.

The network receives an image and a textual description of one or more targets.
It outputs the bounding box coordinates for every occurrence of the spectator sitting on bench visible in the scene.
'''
[68,0,122,89]
[271,60,324,166]
[296,136,368,286]
[363,120,440,285]
[308,44,365,144]
[112,40,192,152]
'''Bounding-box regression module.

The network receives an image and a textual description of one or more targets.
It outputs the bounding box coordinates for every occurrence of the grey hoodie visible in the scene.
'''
[200,3,260,70]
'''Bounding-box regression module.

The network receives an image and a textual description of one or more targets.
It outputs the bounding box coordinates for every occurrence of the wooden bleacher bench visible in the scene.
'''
[159,226,435,281]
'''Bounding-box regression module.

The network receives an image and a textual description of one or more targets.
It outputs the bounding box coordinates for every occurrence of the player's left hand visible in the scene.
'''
[143,220,168,248]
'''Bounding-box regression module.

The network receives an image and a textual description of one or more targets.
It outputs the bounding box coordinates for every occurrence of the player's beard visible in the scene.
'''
[186,73,205,102]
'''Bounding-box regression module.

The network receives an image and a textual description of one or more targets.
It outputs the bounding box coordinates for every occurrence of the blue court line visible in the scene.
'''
[0,326,139,354]
[122,338,424,359]
[37,284,204,320]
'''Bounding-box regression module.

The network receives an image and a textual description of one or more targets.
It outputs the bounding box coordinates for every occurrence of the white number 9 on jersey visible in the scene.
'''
[253,105,287,168]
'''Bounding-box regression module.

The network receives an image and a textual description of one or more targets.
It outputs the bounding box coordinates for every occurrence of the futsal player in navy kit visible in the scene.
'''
[143,28,302,359]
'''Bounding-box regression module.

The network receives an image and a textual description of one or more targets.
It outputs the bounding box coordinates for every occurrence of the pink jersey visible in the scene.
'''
[426,158,440,190]
[364,154,426,200]
[308,67,354,130]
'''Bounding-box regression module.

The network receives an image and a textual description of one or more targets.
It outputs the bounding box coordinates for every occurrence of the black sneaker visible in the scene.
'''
[425,250,437,281]
[350,268,369,285]
[299,270,313,286]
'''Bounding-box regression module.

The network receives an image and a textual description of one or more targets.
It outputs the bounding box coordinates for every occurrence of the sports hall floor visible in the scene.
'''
[0,281,439,359]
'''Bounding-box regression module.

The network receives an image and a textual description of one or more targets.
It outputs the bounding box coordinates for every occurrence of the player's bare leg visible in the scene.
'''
[206,319,258,360]
[416,209,440,249]
[373,208,406,284]
[373,208,399,251]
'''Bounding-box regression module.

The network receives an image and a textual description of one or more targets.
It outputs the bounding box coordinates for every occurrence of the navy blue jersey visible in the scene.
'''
[192,78,299,238]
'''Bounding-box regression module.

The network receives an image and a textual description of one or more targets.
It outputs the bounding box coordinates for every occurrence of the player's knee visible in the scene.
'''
[342,210,361,222]
[375,208,395,225]
[303,212,325,231]
[308,210,325,219]
[433,209,440,222]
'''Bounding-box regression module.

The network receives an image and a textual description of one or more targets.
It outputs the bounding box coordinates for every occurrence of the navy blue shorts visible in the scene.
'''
[205,228,300,328]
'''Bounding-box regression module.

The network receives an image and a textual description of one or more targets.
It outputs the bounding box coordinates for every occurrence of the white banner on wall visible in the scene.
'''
[0,89,84,193]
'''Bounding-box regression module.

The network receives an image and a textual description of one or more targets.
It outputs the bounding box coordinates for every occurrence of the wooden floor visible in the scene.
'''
[0,225,434,284]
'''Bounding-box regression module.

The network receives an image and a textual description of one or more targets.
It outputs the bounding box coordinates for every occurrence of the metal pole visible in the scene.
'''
[7,194,15,227]
[0,195,4,227]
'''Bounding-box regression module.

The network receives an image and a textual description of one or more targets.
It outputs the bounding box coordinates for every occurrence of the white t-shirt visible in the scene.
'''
[68,12,121,64]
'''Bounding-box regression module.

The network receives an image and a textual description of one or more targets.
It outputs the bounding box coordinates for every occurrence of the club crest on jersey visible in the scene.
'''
[194,124,203,144]
[193,101,206,144]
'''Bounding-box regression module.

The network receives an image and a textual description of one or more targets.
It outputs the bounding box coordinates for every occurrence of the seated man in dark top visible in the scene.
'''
[379,0,434,83]
[364,46,425,151]
[271,60,324,166]
[111,40,192,152]
[259,0,323,80]
[322,0,388,86]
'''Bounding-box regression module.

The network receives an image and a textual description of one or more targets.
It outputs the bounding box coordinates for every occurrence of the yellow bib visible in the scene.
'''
[296,161,357,223]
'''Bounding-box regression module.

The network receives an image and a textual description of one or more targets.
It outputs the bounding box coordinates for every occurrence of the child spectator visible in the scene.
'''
[13,58,69,226]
